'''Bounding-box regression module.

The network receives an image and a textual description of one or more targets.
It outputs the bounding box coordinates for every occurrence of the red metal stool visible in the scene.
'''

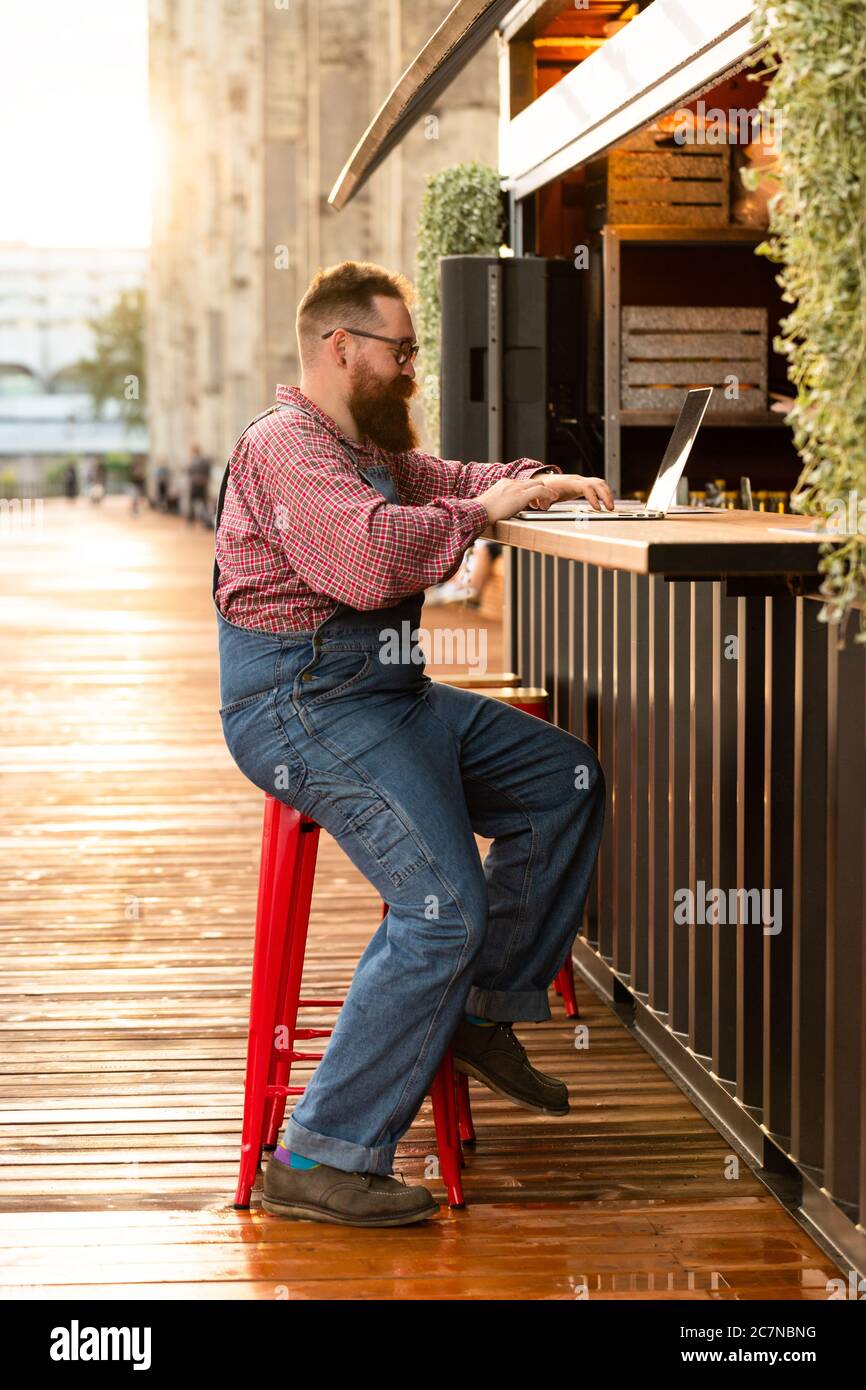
[233,793,476,1212]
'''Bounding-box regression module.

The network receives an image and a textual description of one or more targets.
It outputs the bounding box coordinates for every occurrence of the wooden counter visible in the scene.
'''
[487,509,827,577]
[495,508,866,1280]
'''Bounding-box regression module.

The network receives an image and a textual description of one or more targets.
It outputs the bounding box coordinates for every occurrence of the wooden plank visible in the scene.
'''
[623,360,767,386]
[622,386,768,409]
[624,307,766,332]
[622,332,766,358]
[608,176,729,204]
[603,151,728,181]
[601,202,729,228]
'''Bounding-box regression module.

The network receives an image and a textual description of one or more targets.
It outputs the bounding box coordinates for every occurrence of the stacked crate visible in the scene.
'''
[620,306,768,415]
[586,124,731,229]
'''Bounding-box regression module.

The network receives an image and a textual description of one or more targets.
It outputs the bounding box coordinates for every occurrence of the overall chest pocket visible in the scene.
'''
[296,648,373,706]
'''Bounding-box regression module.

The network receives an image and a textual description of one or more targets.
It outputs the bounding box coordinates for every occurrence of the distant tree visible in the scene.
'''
[75,287,146,428]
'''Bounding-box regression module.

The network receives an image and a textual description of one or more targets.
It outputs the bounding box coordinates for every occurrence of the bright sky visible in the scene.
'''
[0,0,150,248]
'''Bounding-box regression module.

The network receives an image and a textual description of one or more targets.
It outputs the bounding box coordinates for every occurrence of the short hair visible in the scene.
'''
[296,260,414,367]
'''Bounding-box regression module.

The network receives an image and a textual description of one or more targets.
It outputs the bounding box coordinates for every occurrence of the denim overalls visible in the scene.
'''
[214,401,605,1176]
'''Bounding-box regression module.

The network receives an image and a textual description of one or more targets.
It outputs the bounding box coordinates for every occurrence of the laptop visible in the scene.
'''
[515,386,714,521]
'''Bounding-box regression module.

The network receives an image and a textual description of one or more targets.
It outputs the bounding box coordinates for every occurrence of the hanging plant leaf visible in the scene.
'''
[748,1,866,641]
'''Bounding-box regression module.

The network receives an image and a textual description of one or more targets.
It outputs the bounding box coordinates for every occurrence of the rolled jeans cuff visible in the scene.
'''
[282,1115,397,1176]
[464,984,553,1023]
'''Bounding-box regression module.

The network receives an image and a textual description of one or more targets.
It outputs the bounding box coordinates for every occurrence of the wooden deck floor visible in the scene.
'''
[0,497,843,1299]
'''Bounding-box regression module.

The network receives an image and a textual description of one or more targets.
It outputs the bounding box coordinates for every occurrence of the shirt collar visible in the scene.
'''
[275,384,377,457]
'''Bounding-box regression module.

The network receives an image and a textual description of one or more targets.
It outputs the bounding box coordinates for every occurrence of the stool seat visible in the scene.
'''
[436,672,521,689]
[470,687,550,716]
[234,795,476,1211]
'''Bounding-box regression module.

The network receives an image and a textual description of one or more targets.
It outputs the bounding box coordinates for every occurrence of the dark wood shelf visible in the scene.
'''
[599,223,768,245]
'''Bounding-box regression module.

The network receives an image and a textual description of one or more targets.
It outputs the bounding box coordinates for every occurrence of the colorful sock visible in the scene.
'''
[464,1012,496,1026]
[273,1144,320,1169]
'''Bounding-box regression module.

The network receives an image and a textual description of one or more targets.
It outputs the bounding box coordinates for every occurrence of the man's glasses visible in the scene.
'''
[321,327,420,366]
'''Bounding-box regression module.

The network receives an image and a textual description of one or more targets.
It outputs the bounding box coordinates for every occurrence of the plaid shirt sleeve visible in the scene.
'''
[389,448,562,505]
[215,395,566,629]
[248,416,497,609]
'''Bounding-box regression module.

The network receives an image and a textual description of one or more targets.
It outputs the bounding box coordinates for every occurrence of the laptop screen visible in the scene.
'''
[645,387,713,512]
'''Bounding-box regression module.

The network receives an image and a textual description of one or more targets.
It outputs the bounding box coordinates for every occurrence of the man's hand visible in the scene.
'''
[476,476,559,524]
[526,473,615,512]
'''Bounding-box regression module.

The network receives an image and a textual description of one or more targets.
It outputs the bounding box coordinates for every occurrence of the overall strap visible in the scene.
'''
[212,405,280,599]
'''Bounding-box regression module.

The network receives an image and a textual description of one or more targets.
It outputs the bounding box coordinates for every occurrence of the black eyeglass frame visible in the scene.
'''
[321,327,420,365]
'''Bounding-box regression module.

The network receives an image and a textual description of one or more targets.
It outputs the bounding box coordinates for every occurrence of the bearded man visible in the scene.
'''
[213,260,608,1228]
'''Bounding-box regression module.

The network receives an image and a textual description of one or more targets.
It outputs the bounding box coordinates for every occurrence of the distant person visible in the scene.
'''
[129,456,147,517]
[86,458,106,505]
[186,445,211,526]
[425,538,503,608]
[63,462,79,503]
[154,463,170,512]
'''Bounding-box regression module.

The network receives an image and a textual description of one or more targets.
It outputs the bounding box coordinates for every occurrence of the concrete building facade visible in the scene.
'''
[146,0,500,494]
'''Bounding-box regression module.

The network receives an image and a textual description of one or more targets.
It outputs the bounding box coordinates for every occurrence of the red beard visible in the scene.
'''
[347,360,420,453]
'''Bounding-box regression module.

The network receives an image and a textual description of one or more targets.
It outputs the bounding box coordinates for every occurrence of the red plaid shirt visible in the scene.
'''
[214,383,560,633]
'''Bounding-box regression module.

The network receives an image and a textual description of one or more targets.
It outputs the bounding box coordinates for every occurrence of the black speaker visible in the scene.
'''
[439,254,587,470]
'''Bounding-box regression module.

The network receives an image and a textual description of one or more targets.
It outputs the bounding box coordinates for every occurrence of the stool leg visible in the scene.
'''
[235,796,298,1209]
[264,812,321,1147]
[554,955,579,1018]
[456,1071,476,1145]
[527,696,581,1022]
[429,1047,465,1208]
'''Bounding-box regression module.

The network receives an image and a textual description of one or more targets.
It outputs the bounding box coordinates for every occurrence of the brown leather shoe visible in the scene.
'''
[451,1018,570,1115]
[262,1155,440,1227]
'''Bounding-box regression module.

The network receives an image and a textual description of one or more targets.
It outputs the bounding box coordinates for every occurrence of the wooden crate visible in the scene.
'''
[586,125,731,229]
[621,306,768,413]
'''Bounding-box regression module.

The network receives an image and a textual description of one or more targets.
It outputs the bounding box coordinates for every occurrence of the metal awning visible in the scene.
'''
[328,0,516,211]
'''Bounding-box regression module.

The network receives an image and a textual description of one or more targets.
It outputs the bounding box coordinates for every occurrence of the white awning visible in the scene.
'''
[501,0,763,199]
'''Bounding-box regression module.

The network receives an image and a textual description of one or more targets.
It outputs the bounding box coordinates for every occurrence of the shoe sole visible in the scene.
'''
[261,1194,439,1227]
[453,1057,570,1116]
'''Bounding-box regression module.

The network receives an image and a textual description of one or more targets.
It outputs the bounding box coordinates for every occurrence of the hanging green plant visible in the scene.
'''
[746,2,866,640]
[414,162,505,454]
